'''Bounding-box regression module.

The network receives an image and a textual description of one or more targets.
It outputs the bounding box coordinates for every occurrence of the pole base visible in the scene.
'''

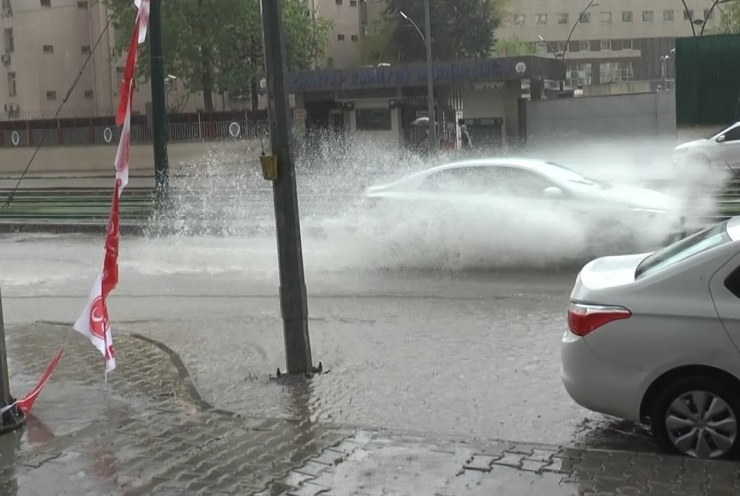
[274,361,325,380]
[0,402,26,436]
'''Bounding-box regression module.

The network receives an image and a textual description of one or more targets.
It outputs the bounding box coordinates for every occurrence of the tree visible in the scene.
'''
[101,0,332,112]
[382,0,503,62]
[358,17,400,65]
[494,36,536,57]
[706,0,740,34]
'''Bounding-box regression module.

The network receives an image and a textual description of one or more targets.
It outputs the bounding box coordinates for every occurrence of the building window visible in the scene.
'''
[77,0,87,8]
[535,14,547,25]
[43,44,53,54]
[356,108,392,131]
[349,0,357,5]
[622,39,634,50]
[622,11,633,23]
[46,90,56,100]
[7,71,15,97]
[350,34,358,41]
[600,61,635,83]
[1,0,10,9]
[335,0,341,4]
[536,42,548,54]
[600,40,612,51]
[601,12,612,24]
[337,34,345,40]
[567,63,592,87]
[84,90,93,99]
[81,45,91,55]
[663,10,674,22]
[579,40,591,51]
[557,41,566,53]
[684,9,694,21]
[579,12,590,24]
[557,13,568,25]
[513,14,524,26]
[704,9,714,21]
[3,28,12,53]
[40,0,50,6]
[643,11,654,23]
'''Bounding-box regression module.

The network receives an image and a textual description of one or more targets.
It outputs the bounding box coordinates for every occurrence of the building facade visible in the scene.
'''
[0,0,229,121]
[496,0,720,92]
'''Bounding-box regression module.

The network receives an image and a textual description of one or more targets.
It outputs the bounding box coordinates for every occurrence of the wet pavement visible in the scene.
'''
[1,322,738,495]
[0,232,642,451]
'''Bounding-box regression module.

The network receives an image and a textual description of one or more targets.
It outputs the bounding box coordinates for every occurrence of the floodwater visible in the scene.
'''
[0,137,722,452]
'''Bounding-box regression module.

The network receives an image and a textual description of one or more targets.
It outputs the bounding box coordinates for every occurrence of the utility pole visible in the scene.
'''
[424,0,436,153]
[0,284,25,434]
[260,0,313,374]
[149,0,169,202]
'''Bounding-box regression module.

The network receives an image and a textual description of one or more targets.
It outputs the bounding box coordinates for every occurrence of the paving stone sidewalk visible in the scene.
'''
[3,322,740,496]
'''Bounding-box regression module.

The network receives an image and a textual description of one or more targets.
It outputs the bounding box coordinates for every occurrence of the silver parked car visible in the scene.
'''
[562,216,740,459]
[364,158,686,250]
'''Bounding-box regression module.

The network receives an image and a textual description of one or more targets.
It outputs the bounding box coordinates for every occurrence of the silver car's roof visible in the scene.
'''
[428,158,548,172]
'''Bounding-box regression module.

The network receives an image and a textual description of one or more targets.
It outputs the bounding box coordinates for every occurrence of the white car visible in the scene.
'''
[674,121,740,169]
[364,158,686,250]
[562,216,740,459]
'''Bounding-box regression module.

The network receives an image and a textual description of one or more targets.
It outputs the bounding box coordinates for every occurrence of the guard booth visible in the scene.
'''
[281,56,565,150]
[459,117,504,151]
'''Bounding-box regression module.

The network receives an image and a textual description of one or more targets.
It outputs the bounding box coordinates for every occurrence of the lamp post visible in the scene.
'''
[540,0,599,91]
[400,3,436,154]
[164,74,177,113]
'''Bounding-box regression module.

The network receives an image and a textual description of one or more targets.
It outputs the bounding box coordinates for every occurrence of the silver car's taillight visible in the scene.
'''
[568,302,632,337]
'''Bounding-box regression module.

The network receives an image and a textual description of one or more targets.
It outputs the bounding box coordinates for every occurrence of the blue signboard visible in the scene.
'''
[288,57,532,92]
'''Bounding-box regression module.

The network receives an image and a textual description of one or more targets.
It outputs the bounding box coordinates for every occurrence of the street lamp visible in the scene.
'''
[400,3,436,154]
[540,0,599,91]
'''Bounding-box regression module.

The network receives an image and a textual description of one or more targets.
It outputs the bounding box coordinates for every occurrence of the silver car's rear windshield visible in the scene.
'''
[635,221,730,279]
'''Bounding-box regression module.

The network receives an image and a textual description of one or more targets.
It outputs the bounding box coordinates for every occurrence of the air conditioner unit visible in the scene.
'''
[1,53,10,64]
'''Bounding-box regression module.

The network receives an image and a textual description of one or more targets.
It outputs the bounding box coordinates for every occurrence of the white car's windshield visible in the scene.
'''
[635,221,730,279]
[537,162,612,189]
[707,124,736,140]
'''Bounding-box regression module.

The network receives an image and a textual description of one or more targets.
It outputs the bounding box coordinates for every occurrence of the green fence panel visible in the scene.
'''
[676,34,740,126]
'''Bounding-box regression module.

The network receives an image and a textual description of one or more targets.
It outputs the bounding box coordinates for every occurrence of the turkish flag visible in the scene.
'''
[74,271,116,374]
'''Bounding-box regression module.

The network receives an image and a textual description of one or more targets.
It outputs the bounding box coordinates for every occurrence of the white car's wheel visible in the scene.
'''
[650,376,740,459]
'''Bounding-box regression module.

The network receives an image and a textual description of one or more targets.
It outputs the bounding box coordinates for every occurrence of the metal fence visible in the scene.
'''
[0,118,267,148]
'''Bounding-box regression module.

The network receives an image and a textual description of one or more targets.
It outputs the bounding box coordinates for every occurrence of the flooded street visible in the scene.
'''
[1,232,657,452]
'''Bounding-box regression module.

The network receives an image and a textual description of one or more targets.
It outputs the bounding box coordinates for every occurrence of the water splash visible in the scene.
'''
[141,135,726,273]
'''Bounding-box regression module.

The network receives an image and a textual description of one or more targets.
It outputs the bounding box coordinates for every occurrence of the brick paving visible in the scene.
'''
[2,322,740,495]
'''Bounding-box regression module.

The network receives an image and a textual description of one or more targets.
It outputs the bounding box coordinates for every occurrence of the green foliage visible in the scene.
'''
[706,0,740,34]
[358,17,400,65]
[382,0,502,62]
[494,36,536,57]
[101,0,332,110]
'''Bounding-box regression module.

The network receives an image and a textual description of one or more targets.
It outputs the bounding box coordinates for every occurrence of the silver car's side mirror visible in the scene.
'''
[717,134,726,143]
[544,186,563,198]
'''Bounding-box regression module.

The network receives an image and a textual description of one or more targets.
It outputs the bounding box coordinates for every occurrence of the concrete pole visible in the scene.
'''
[0,283,24,433]
[424,0,436,153]
[260,0,313,374]
[149,0,170,202]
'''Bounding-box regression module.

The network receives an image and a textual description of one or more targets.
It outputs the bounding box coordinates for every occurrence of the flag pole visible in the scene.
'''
[0,284,26,434]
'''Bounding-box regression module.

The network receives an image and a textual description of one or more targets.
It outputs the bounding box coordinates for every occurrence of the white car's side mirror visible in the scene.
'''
[717,134,727,143]
[544,186,563,198]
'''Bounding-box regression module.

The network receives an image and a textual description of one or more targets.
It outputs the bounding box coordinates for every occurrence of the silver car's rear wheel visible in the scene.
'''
[665,391,737,459]
[651,377,740,459]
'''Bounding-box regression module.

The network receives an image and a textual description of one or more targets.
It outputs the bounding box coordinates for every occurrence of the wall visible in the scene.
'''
[0,140,255,175]
[584,81,652,96]
[461,88,505,119]
[526,91,676,141]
